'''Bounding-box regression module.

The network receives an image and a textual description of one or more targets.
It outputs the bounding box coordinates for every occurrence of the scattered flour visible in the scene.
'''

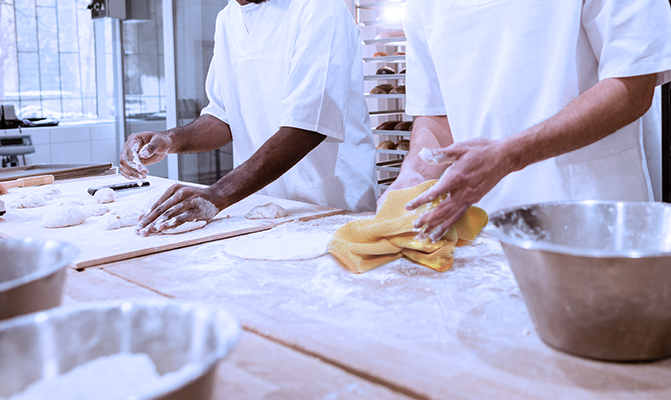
[1,353,194,400]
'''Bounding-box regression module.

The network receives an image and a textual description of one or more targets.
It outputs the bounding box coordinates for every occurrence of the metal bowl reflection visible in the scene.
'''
[0,299,241,399]
[489,200,671,361]
[0,238,79,321]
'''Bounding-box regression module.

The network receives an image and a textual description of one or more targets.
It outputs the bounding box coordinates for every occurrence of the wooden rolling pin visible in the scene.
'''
[0,175,55,195]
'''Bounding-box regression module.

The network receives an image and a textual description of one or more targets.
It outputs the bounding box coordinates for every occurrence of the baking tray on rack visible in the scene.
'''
[0,163,116,182]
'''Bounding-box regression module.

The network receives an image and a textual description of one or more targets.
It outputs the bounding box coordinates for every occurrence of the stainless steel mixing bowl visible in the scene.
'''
[0,299,241,399]
[0,238,79,321]
[489,200,671,361]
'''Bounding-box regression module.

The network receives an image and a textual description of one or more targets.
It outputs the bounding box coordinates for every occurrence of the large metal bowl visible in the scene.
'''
[0,299,241,399]
[0,238,79,321]
[489,200,671,361]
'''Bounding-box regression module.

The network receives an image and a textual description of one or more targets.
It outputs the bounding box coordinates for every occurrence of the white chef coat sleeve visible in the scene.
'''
[583,0,671,86]
[402,2,446,116]
[200,56,229,124]
[278,0,357,143]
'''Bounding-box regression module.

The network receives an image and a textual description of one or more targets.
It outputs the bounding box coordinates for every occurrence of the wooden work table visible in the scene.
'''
[64,215,671,399]
[4,175,671,399]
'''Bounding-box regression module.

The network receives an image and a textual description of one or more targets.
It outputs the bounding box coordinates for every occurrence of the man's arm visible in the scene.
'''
[376,116,453,208]
[137,126,326,235]
[406,73,657,241]
[120,114,232,179]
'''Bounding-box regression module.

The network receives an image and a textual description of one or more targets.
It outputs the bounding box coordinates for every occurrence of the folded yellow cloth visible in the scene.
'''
[328,180,488,273]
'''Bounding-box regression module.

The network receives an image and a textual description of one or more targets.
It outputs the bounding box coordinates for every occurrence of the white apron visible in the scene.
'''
[404,0,671,213]
[202,0,377,212]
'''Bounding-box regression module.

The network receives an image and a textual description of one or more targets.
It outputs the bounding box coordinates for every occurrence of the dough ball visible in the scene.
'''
[93,188,116,204]
[88,204,111,217]
[100,209,142,230]
[375,121,400,131]
[375,67,396,75]
[372,51,388,57]
[375,29,405,39]
[396,139,410,151]
[376,140,396,150]
[161,220,207,234]
[42,204,87,228]
[245,203,288,219]
[370,84,394,94]
[38,187,62,201]
[394,121,413,131]
[10,193,45,209]
[389,85,406,94]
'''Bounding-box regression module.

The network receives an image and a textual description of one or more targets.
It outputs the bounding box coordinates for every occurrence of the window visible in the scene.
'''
[0,0,106,120]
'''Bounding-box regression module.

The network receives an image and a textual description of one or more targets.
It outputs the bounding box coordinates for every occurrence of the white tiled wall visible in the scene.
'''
[0,122,117,166]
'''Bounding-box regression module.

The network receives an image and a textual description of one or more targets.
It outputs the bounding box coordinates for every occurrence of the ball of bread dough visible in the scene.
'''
[100,209,142,230]
[394,121,413,131]
[88,204,111,217]
[11,193,45,209]
[245,203,288,219]
[372,51,388,57]
[396,139,410,151]
[375,29,405,39]
[376,140,396,150]
[42,204,87,228]
[389,85,406,94]
[93,188,116,204]
[39,187,62,201]
[375,121,400,131]
[375,67,396,75]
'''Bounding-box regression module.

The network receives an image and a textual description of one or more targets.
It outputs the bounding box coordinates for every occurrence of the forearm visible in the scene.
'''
[502,74,657,171]
[208,126,326,209]
[399,116,454,180]
[167,114,233,153]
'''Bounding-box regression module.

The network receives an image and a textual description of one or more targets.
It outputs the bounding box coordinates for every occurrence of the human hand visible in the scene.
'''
[119,131,172,180]
[405,138,513,242]
[376,170,425,212]
[136,184,220,236]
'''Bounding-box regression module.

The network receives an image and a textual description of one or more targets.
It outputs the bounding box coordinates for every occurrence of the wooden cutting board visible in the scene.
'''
[0,174,343,269]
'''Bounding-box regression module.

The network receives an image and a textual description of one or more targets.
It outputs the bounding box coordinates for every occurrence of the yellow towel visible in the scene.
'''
[328,180,488,273]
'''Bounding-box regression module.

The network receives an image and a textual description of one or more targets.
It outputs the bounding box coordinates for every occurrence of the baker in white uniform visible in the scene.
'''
[383,0,671,242]
[119,0,377,235]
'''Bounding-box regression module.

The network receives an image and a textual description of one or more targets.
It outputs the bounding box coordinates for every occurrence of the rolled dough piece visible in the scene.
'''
[225,232,332,260]
[42,204,87,228]
[93,187,116,204]
[100,209,142,230]
[11,193,45,209]
[245,203,288,219]
[88,204,111,217]
[161,220,207,234]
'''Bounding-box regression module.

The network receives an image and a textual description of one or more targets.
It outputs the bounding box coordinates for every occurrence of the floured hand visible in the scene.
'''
[119,131,172,180]
[136,184,219,236]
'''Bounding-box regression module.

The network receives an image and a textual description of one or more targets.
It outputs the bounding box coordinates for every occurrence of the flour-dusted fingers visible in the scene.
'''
[136,184,185,232]
[119,139,148,180]
[418,147,459,166]
[138,186,220,236]
[414,198,469,241]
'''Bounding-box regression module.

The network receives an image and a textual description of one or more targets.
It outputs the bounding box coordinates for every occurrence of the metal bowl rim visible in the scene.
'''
[0,298,241,400]
[0,238,79,293]
[488,200,671,259]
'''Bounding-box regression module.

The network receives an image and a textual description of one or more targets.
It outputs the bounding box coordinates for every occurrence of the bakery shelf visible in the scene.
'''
[372,129,411,136]
[363,55,406,63]
[369,110,406,117]
[376,159,403,172]
[365,74,406,80]
[356,1,405,10]
[360,20,403,29]
[365,93,406,99]
[363,37,407,46]
[376,148,408,156]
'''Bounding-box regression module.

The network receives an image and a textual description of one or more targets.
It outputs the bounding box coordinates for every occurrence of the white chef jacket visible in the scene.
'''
[201,0,377,212]
[404,0,671,213]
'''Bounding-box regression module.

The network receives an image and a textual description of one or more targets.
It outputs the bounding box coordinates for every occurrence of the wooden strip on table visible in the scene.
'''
[0,163,115,182]
[100,228,671,400]
[0,174,343,269]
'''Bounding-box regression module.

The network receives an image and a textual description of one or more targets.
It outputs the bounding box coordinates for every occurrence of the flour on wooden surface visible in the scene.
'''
[225,231,333,260]
[244,203,288,219]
